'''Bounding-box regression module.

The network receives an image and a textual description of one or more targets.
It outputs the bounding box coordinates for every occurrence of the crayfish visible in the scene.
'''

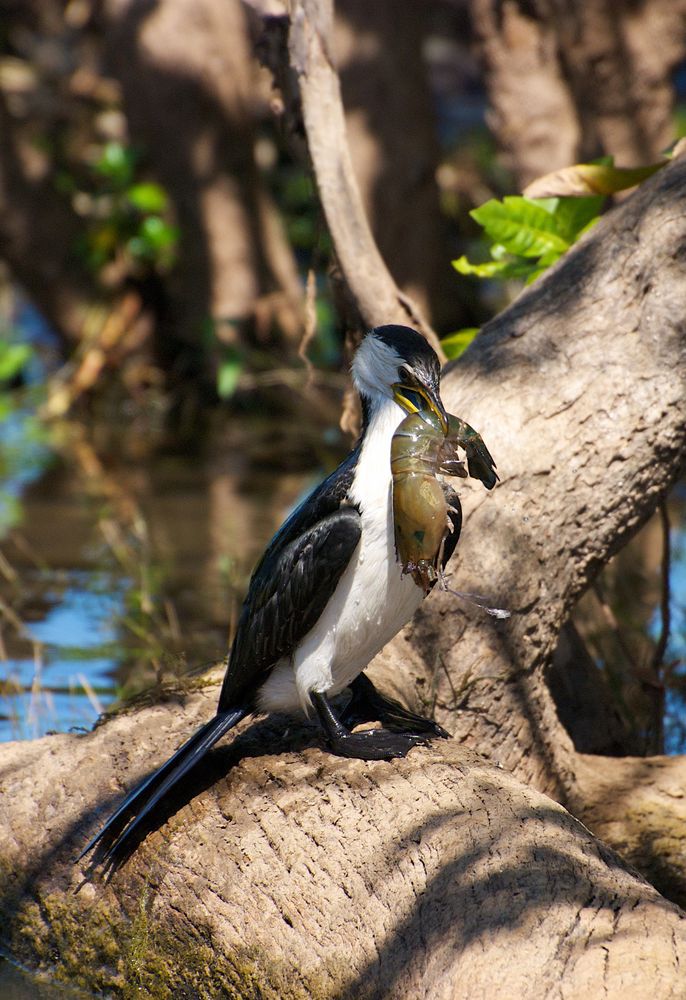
[391,408,497,594]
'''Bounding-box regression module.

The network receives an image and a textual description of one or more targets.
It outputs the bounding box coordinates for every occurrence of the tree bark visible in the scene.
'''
[2,139,686,999]
[100,0,305,357]
[470,0,686,189]
[367,150,686,901]
[1,682,685,999]
[470,0,580,188]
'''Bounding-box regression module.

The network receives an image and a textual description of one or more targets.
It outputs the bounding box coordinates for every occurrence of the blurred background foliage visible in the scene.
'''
[0,0,685,759]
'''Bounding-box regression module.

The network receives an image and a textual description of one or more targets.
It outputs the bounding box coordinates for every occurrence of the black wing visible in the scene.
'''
[219,502,361,709]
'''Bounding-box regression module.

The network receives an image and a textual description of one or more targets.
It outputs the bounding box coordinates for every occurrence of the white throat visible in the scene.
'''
[349,393,405,509]
[351,335,403,403]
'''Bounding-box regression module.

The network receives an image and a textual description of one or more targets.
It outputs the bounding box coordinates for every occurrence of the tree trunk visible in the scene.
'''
[367,149,686,903]
[100,0,304,357]
[470,0,686,188]
[0,107,77,345]
[470,0,580,188]
[1,683,685,999]
[285,0,442,355]
[2,136,686,1000]
[335,0,455,330]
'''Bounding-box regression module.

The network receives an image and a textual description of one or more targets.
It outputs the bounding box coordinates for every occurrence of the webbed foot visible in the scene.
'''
[340,673,450,740]
[312,690,432,761]
[325,727,429,760]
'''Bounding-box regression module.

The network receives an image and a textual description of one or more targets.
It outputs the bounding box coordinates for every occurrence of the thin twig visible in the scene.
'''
[286,0,443,355]
[0,548,18,583]
[298,268,318,388]
[78,672,104,718]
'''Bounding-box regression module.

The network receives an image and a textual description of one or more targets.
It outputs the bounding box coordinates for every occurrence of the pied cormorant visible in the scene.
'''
[80,324,463,868]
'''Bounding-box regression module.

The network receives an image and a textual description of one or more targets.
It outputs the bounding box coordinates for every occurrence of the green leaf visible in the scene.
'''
[441,328,479,359]
[0,342,31,383]
[217,354,244,399]
[138,216,177,249]
[95,142,135,188]
[126,182,168,214]
[127,217,179,262]
[452,255,539,281]
[575,215,602,240]
[550,195,604,241]
[470,197,570,258]
[452,256,512,278]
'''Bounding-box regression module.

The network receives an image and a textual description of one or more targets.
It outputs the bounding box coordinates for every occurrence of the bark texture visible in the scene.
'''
[2,139,686,999]
[471,0,686,188]
[1,683,685,999]
[367,151,686,900]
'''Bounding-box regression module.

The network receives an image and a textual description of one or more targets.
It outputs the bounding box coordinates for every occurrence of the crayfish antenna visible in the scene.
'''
[437,571,511,620]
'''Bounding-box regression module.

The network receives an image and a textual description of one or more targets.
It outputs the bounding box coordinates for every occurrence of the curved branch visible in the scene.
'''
[366,152,686,899]
[287,0,443,356]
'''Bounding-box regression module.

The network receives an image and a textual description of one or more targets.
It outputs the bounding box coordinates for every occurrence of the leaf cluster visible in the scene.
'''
[443,155,672,359]
[452,194,603,286]
[74,142,179,275]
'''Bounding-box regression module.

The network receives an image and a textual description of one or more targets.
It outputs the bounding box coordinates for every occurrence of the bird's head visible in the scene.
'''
[352,325,448,432]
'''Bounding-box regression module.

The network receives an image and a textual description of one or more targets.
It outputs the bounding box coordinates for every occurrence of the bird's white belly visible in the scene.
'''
[257,490,422,714]
[257,397,424,715]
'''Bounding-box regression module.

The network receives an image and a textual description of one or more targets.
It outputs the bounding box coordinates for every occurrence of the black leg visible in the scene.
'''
[312,692,430,760]
[339,673,450,739]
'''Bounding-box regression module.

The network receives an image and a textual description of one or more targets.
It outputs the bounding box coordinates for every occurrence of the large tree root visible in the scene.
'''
[1,681,685,999]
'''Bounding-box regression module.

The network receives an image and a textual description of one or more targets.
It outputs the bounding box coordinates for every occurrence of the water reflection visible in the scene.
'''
[660,484,686,753]
[0,409,345,742]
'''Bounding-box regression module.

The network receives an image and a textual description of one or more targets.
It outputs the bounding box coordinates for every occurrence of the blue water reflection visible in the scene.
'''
[0,577,123,741]
[659,491,686,755]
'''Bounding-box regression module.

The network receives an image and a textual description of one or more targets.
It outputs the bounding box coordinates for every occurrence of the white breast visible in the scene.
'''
[257,397,424,715]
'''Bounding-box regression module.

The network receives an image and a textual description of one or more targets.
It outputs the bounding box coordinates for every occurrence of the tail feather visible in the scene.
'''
[78,707,249,870]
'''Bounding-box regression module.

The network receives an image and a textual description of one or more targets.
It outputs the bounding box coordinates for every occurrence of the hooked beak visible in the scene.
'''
[392,382,449,434]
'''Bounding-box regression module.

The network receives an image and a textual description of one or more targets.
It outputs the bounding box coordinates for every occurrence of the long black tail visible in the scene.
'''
[78,707,249,871]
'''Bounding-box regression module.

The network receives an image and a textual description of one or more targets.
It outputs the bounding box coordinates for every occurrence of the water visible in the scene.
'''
[1,575,123,739]
[658,483,686,754]
[0,403,345,743]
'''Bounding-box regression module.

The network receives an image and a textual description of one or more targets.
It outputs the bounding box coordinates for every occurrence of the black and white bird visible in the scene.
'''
[80,324,462,868]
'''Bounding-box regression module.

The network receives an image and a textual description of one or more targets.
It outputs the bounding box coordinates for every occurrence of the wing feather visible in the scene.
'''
[219,506,361,708]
